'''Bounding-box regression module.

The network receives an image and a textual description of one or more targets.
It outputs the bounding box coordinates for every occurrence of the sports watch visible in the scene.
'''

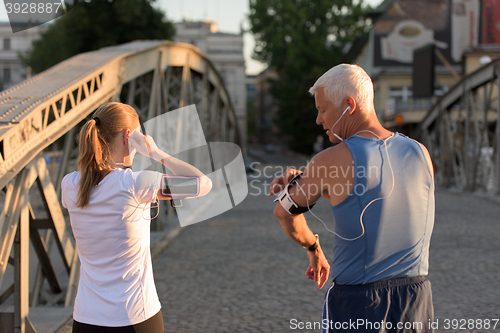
[303,234,319,251]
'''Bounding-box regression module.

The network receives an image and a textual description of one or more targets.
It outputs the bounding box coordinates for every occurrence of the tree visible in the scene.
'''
[249,0,371,153]
[22,0,175,74]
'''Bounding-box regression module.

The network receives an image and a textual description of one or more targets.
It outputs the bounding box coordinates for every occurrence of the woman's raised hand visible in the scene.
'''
[128,129,160,157]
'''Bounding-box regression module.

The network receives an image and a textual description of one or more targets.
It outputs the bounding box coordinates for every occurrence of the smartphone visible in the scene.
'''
[161,175,200,198]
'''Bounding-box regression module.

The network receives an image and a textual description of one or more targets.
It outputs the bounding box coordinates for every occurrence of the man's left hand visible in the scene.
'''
[305,246,330,289]
[269,168,302,195]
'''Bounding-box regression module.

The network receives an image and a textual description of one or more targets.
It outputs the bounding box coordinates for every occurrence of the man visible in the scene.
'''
[270,64,435,332]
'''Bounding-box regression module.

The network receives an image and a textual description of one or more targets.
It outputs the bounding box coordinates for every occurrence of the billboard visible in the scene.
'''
[482,0,500,44]
[373,0,480,66]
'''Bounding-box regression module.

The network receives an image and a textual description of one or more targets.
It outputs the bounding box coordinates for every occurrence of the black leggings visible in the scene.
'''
[72,310,164,333]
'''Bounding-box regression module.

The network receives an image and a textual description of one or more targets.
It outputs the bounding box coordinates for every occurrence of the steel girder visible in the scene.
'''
[0,40,240,333]
[418,58,500,194]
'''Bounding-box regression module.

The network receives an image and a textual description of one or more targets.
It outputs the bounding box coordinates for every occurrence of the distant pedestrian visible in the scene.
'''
[270,64,435,332]
[313,135,324,155]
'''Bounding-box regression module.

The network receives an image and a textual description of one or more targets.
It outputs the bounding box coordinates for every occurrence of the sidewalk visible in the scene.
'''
[54,148,500,333]
[151,181,500,332]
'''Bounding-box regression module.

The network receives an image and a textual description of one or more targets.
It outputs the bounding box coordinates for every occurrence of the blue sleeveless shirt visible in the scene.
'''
[330,133,434,285]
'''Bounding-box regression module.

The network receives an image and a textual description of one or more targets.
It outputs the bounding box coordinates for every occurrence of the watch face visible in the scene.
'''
[288,173,303,188]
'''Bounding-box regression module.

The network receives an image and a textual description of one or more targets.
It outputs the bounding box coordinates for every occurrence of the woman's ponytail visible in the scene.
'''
[76,102,139,208]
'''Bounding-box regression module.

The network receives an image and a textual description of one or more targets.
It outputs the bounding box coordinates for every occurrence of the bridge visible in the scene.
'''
[418,58,500,194]
[0,40,240,333]
[0,38,499,333]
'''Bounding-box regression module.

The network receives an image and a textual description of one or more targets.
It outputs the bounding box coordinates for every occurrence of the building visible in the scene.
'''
[462,45,500,73]
[173,20,247,153]
[0,22,48,90]
[345,0,500,137]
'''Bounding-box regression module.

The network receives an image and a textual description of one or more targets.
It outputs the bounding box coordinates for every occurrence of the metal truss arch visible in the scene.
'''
[0,40,240,333]
[418,58,500,194]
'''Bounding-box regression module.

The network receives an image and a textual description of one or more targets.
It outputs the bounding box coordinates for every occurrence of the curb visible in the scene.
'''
[436,188,500,206]
[151,225,184,259]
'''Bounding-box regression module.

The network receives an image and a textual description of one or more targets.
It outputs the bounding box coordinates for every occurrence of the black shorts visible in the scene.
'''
[322,276,434,333]
[72,310,164,333]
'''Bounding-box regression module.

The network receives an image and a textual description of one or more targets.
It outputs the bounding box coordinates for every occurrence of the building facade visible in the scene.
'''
[173,20,247,153]
[0,22,48,90]
[346,0,500,137]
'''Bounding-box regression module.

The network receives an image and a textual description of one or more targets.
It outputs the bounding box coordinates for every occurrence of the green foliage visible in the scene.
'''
[249,0,372,153]
[22,0,175,74]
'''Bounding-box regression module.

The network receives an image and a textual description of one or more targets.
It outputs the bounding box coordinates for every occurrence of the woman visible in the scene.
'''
[61,102,212,333]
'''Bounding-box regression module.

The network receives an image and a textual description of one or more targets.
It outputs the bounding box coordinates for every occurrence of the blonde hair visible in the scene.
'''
[76,102,139,208]
[309,64,374,113]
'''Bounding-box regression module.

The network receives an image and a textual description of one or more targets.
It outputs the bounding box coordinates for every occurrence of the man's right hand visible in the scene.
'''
[305,246,330,289]
[269,168,303,195]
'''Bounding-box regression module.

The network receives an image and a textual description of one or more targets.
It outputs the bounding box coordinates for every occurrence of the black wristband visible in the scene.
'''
[304,234,319,251]
[286,172,316,214]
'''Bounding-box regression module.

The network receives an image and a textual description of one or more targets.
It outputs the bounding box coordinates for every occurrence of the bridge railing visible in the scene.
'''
[0,40,240,333]
[417,58,500,194]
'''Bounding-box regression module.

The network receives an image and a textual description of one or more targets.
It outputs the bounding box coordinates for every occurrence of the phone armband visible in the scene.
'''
[161,175,200,199]
[273,173,315,215]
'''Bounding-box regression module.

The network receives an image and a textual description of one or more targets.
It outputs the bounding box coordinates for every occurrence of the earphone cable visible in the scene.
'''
[296,131,395,241]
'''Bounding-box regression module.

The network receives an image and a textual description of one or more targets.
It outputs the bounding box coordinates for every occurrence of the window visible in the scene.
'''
[387,85,440,112]
[388,86,412,103]
[433,86,448,96]
[219,70,227,83]
[4,68,11,83]
[387,86,412,115]
[3,38,10,50]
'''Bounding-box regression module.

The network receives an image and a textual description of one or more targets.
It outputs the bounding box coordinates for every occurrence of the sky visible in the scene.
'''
[155,0,384,74]
[0,0,383,75]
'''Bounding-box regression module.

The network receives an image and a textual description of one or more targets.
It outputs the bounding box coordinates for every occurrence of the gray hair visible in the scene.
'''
[309,64,374,112]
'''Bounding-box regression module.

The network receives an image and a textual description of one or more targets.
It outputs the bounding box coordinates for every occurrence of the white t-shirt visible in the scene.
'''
[61,168,163,326]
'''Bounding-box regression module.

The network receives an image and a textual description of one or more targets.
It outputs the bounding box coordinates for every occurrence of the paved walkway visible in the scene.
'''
[56,148,500,332]
[428,190,500,332]
[155,169,326,332]
[151,156,500,332]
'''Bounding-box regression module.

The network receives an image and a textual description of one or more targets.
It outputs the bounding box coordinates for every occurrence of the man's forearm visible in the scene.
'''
[277,214,318,249]
[274,205,330,289]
